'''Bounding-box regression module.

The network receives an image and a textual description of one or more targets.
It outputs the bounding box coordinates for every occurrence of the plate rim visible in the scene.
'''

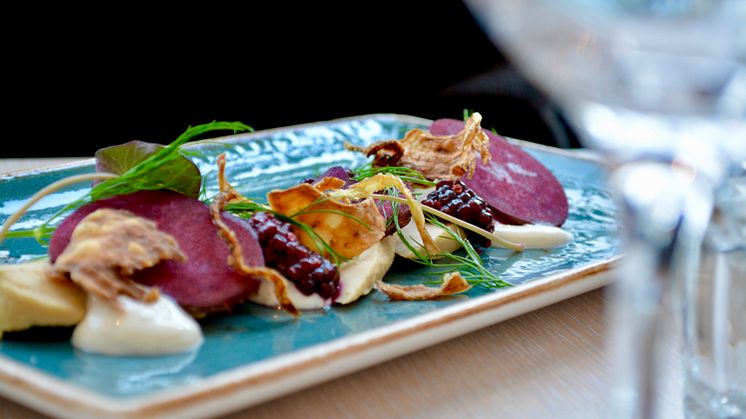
[0,113,604,179]
[0,258,619,419]
[0,113,616,418]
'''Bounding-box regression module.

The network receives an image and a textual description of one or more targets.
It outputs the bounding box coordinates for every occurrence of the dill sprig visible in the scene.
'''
[352,163,435,187]
[425,217,512,288]
[390,193,512,290]
[224,201,351,266]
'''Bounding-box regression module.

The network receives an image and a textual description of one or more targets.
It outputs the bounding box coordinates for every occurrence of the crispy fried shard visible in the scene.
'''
[313,176,346,191]
[267,183,387,260]
[48,208,186,303]
[327,174,439,255]
[345,113,491,180]
[212,154,299,316]
[376,272,471,301]
[48,190,266,313]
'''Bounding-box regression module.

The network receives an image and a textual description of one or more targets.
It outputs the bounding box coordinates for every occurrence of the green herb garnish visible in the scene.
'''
[425,217,512,288]
[28,121,253,244]
[95,140,202,199]
[391,202,512,289]
[91,121,251,201]
[352,163,435,187]
[1,226,55,241]
[224,201,351,266]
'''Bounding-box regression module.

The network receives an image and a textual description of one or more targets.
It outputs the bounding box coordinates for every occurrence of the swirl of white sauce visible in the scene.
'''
[72,294,203,356]
[492,223,573,249]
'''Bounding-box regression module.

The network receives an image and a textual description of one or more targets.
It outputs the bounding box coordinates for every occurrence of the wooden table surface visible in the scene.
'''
[0,159,684,419]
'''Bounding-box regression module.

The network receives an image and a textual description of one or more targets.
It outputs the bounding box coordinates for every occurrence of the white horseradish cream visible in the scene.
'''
[72,294,203,356]
[492,223,573,249]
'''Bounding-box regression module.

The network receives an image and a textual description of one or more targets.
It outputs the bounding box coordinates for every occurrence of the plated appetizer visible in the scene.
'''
[0,113,572,357]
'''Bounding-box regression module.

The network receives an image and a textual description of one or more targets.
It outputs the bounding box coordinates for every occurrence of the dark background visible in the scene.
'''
[3,2,578,157]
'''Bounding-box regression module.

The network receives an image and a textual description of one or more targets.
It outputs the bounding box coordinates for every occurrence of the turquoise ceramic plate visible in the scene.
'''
[0,115,620,418]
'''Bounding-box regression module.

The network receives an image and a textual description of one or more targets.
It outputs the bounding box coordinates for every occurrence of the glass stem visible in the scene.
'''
[609,159,714,419]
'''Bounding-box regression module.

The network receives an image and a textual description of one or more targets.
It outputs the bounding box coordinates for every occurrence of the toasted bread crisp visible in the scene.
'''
[48,208,186,304]
[345,113,491,180]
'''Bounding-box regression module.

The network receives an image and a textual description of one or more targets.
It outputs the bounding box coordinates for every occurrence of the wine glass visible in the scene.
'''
[462,0,746,417]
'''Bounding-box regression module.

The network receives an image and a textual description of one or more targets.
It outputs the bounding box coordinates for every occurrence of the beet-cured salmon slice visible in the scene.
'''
[429,119,568,226]
[49,190,264,311]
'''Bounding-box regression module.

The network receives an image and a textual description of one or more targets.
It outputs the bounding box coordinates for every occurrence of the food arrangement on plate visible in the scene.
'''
[0,112,572,357]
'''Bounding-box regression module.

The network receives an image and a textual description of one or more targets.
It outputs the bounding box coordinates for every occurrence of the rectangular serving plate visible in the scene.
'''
[0,114,620,418]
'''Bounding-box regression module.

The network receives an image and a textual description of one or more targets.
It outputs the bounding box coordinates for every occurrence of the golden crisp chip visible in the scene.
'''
[313,176,345,191]
[268,183,386,259]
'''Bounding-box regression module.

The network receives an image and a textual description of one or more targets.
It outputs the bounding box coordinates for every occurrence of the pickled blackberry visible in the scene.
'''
[421,180,495,247]
[247,212,340,300]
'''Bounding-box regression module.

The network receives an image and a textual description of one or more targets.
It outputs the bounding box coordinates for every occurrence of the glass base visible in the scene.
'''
[685,376,746,419]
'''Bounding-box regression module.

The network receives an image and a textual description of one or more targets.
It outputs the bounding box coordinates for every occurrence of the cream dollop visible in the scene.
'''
[492,223,573,249]
[249,277,330,310]
[72,294,203,356]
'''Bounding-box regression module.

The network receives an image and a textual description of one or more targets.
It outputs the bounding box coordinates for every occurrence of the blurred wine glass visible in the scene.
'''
[462,0,746,417]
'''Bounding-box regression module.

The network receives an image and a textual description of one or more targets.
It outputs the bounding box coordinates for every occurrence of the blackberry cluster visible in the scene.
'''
[247,212,340,299]
[421,180,495,247]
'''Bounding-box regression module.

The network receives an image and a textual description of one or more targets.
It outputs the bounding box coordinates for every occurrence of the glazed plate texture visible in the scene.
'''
[0,115,620,418]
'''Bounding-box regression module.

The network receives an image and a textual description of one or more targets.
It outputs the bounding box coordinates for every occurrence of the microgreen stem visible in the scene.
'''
[2,226,55,240]
[0,172,118,246]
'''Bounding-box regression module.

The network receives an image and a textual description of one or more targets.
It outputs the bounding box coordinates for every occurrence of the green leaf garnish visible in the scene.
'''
[90,121,252,202]
[29,121,253,243]
[95,140,202,198]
